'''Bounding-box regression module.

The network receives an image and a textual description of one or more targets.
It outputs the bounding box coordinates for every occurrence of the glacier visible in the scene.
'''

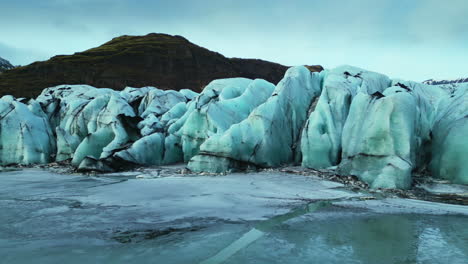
[0,65,467,189]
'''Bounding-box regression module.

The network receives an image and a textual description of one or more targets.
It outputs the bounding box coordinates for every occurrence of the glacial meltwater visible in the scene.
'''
[0,169,467,264]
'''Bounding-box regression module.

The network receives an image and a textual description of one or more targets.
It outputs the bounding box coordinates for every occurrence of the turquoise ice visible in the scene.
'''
[188,66,322,172]
[301,66,391,169]
[0,96,55,165]
[0,66,466,188]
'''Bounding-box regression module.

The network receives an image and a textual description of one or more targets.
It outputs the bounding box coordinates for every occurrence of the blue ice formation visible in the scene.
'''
[0,66,467,189]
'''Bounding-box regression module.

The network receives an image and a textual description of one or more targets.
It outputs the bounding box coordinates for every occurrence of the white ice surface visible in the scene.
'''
[78,171,354,222]
[1,169,467,264]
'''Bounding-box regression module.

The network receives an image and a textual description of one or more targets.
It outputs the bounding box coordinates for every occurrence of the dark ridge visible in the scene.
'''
[423,78,468,85]
[0,33,305,98]
[304,65,324,73]
[371,91,385,99]
[395,82,411,91]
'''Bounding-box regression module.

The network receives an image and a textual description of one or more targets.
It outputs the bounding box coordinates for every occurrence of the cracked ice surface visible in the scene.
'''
[66,170,357,222]
[0,169,467,264]
[0,169,356,227]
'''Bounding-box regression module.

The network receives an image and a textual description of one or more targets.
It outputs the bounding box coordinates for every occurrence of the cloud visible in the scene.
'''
[407,0,468,44]
[0,0,466,80]
[0,42,51,66]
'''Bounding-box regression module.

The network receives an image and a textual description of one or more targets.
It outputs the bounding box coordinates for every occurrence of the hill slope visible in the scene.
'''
[0,33,293,98]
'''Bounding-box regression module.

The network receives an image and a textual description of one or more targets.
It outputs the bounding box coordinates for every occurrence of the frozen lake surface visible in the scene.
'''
[0,169,467,264]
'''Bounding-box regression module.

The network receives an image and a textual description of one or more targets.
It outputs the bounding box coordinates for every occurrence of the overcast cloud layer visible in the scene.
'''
[1,0,467,81]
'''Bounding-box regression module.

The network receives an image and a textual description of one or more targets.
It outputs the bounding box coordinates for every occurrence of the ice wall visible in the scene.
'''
[0,66,466,189]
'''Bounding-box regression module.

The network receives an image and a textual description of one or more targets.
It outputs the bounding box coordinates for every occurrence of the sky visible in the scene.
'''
[1,0,467,81]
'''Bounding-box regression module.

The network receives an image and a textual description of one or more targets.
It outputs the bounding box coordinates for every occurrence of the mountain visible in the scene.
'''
[0,57,14,73]
[423,77,468,85]
[0,33,297,98]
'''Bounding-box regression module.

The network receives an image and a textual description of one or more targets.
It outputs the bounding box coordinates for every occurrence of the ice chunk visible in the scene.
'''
[0,96,55,165]
[177,78,275,162]
[138,88,188,118]
[114,133,165,166]
[337,79,465,188]
[429,83,468,184]
[160,102,187,125]
[119,86,156,104]
[301,66,391,169]
[338,89,417,189]
[32,85,194,168]
[179,89,199,101]
[188,66,322,172]
[72,127,116,166]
